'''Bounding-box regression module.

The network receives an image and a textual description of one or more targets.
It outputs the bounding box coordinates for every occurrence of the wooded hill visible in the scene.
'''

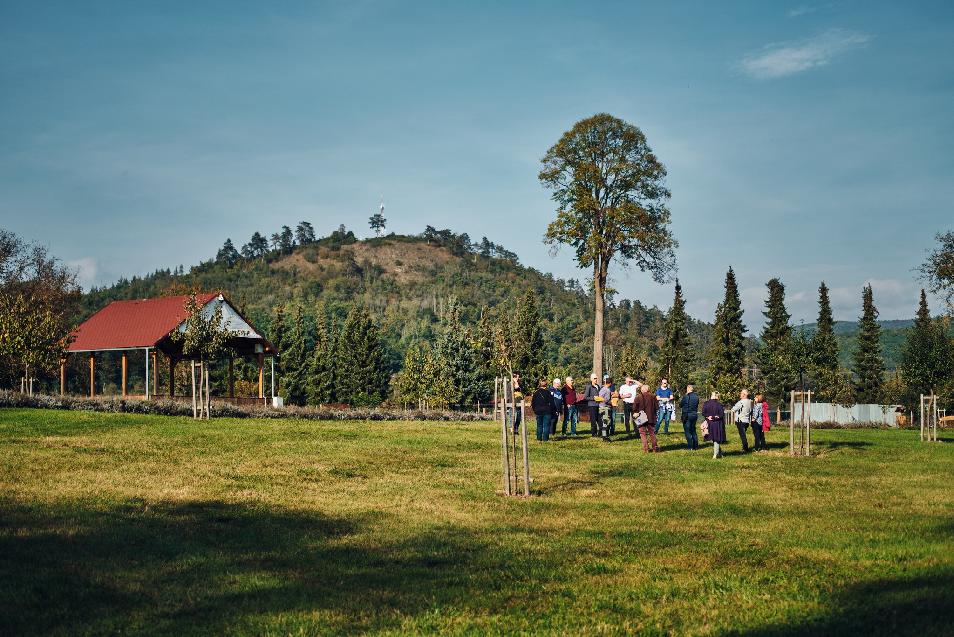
[81,226,715,385]
[797,319,948,371]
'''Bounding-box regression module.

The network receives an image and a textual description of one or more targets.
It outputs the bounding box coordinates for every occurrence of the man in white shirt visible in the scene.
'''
[618,376,639,434]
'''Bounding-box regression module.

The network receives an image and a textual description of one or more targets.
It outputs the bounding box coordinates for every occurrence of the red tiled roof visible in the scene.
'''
[67,293,219,352]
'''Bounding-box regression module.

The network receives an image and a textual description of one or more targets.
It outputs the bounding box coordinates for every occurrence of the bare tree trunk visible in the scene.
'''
[592,266,605,377]
[191,360,197,419]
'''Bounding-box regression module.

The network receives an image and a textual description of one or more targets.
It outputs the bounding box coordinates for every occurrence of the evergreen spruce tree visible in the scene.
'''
[306,302,335,405]
[660,279,694,391]
[898,289,952,408]
[758,278,796,403]
[709,267,747,398]
[512,289,546,383]
[281,305,310,406]
[396,342,427,408]
[431,302,486,408]
[811,281,839,371]
[852,285,885,403]
[337,305,389,406]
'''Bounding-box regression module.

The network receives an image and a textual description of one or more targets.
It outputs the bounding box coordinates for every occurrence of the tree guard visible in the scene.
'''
[495,376,530,497]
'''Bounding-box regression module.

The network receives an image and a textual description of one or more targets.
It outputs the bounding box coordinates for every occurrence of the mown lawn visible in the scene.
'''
[1,408,952,636]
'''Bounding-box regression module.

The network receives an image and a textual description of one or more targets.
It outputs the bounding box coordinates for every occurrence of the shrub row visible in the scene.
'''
[0,391,492,422]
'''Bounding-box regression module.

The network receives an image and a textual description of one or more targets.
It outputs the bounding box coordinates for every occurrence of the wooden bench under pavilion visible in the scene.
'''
[64,292,277,405]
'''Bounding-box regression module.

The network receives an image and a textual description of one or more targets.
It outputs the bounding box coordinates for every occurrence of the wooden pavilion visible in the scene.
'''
[64,292,277,404]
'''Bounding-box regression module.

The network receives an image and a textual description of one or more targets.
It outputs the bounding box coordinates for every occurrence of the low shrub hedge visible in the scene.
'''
[0,391,492,422]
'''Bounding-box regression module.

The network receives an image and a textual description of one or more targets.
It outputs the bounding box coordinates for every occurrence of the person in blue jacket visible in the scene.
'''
[654,378,674,435]
[679,384,700,450]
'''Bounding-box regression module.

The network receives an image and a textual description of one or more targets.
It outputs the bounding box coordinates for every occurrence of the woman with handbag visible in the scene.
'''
[702,391,727,459]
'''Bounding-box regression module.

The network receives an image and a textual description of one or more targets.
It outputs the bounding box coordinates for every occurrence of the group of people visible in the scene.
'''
[520,373,772,459]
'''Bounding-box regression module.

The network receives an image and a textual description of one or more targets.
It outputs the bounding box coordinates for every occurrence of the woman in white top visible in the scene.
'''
[731,389,753,453]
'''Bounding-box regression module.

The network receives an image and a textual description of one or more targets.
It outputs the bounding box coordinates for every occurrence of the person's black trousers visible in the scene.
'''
[752,423,766,450]
[589,406,600,436]
[736,421,750,452]
[623,402,633,433]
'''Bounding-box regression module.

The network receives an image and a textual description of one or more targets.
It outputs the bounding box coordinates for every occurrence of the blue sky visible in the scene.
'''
[2,1,952,329]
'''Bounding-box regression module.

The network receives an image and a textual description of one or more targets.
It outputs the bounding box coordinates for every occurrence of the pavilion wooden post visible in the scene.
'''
[168,357,176,398]
[59,358,66,396]
[121,353,128,397]
[257,353,265,399]
[151,350,158,397]
[228,357,235,398]
[88,354,95,398]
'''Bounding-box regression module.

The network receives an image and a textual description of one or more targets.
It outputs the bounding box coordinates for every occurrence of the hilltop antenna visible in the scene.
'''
[369,195,387,237]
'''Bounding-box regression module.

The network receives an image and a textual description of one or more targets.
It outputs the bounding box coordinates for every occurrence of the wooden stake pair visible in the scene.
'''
[496,376,530,497]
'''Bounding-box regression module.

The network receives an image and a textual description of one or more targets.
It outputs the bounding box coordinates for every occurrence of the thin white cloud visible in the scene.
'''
[738,28,871,80]
[787,5,817,18]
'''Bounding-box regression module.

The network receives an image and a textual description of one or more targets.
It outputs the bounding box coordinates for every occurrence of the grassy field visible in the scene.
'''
[1,409,952,636]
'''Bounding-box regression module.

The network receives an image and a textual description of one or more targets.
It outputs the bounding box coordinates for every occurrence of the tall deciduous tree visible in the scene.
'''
[758,278,796,403]
[709,267,747,399]
[852,285,884,403]
[898,289,952,407]
[512,289,546,384]
[919,230,954,314]
[660,279,693,392]
[0,229,80,390]
[539,113,677,376]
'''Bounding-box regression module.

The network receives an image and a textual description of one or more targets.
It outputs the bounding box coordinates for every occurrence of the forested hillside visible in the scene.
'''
[82,226,714,388]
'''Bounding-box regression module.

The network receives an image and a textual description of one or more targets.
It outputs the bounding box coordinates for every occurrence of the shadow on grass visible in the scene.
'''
[744,571,954,636]
[0,498,518,635]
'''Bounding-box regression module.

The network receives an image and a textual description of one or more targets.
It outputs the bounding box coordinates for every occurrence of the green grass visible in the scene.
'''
[1,409,952,636]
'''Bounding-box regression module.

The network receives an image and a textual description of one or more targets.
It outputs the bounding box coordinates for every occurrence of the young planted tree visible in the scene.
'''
[852,285,885,403]
[539,113,677,376]
[758,278,796,403]
[171,293,235,419]
[512,289,546,384]
[898,289,952,408]
[660,279,694,392]
[709,267,747,399]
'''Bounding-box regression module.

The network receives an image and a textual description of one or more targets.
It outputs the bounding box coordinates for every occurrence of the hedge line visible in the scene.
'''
[0,391,492,422]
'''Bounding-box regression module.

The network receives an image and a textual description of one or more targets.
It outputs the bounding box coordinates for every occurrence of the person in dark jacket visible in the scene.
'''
[702,391,727,459]
[679,384,700,450]
[583,373,602,436]
[549,378,564,435]
[531,379,556,442]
